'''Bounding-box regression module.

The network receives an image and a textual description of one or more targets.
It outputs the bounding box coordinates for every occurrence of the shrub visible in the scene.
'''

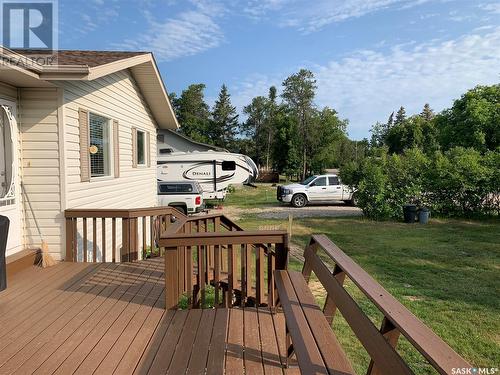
[343,147,499,219]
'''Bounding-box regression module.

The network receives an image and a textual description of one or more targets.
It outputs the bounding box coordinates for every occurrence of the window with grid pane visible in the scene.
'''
[89,113,111,177]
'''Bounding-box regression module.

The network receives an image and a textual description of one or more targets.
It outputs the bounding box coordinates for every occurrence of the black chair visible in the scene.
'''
[0,215,9,292]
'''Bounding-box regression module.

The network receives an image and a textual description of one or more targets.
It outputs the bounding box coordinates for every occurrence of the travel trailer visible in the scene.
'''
[157,151,258,200]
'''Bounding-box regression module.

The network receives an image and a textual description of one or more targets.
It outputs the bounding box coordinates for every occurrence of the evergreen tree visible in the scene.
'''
[211,84,239,149]
[171,84,211,143]
[420,103,434,122]
[387,112,394,128]
[394,106,406,126]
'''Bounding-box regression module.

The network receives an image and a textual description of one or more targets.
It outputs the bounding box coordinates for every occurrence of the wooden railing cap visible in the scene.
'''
[64,206,187,219]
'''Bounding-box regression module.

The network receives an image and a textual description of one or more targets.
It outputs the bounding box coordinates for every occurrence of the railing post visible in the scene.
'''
[366,317,400,375]
[322,264,346,325]
[275,234,288,270]
[267,243,275,307]
[165,245,179,309]
[122,217,139,262]
[256,244,265,305]
[302,239,319,282]
[65,218,74,262]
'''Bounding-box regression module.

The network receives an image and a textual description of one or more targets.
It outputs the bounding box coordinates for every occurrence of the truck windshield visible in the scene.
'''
[300,176,317,185]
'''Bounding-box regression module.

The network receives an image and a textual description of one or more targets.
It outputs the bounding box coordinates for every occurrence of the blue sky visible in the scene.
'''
[59,0,500,139]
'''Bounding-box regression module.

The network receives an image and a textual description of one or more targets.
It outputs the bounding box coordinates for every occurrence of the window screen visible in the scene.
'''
[222,161,236,171]
[329,176,339,185]
[89,113,110,177]
[137,130,145,165]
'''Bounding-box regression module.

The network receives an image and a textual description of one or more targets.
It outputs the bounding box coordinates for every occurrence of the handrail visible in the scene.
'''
[63,206,182,262]
[303,234,471,375]
[65,206,186,219]
[159,230,287,247]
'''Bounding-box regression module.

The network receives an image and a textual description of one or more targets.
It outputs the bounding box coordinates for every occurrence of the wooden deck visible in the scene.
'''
[0,258,294,375]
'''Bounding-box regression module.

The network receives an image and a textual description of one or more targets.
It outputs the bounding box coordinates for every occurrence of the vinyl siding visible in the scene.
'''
[61,69,158,261]
[18,88,62,259]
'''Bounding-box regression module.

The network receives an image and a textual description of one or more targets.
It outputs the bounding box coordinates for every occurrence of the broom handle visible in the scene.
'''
[21,182,43,241]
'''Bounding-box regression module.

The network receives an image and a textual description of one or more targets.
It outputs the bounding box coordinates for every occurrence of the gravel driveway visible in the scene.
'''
[210,202,363,220]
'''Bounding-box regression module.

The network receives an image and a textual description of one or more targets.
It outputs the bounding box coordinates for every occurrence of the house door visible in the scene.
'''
[0,101,22,256]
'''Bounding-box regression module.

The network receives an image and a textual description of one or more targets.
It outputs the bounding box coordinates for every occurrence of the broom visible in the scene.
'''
[21,182,56,268]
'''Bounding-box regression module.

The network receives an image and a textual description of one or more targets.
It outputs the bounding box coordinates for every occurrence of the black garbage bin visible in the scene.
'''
[403,204,417,223]
[0,215,9,292]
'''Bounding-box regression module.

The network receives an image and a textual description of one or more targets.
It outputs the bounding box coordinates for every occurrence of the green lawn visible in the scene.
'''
[224,185,500,373]
[223,183,279,208]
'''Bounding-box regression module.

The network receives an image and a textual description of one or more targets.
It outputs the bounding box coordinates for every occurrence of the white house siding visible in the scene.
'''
[61,69,158,262]
[18,88,62,259]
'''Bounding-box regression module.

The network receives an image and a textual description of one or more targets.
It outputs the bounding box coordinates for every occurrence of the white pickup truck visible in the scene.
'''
[157,181,205,215]
[277,174,356,208]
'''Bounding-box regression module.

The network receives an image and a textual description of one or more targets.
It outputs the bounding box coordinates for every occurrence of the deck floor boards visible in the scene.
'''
[0,259,287,375]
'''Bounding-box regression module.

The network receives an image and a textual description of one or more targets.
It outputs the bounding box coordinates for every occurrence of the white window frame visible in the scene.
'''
[89,111,113,180]
[0,103,17,207]
[136,129,146,167]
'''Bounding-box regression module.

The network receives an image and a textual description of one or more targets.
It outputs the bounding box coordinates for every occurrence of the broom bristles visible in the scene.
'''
[39,240,56,268]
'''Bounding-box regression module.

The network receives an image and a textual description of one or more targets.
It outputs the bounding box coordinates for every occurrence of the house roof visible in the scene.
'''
[0,47,179,129]
[14,49,149,67]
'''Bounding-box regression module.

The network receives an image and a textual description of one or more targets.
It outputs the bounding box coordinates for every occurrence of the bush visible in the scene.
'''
[342,147,500,219]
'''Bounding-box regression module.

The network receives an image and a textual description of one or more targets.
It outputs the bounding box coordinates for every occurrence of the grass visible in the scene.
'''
[223,183,280,208]
[224,184,500,373]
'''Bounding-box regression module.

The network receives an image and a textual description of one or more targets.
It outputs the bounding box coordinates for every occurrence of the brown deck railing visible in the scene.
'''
[159,213,289,310]
[302,234,471,375]
[64,207,185,262]
[64,208,289,311]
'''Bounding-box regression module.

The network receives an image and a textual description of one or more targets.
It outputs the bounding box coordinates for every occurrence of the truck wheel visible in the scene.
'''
[170,205,187,215]
[291,194,307,208]
[348,194,358,206]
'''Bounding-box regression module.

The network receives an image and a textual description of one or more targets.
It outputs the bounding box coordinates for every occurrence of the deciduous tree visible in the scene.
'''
[281,69,317,179]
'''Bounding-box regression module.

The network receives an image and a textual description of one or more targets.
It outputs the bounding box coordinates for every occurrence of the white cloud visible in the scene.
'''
[242,0,435,32]
[479,2,500,14]
[229,73,282,111]
[231,28,500,139]
[314,27,500,138]
[77,2,120,34]
[116,3,224,61]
